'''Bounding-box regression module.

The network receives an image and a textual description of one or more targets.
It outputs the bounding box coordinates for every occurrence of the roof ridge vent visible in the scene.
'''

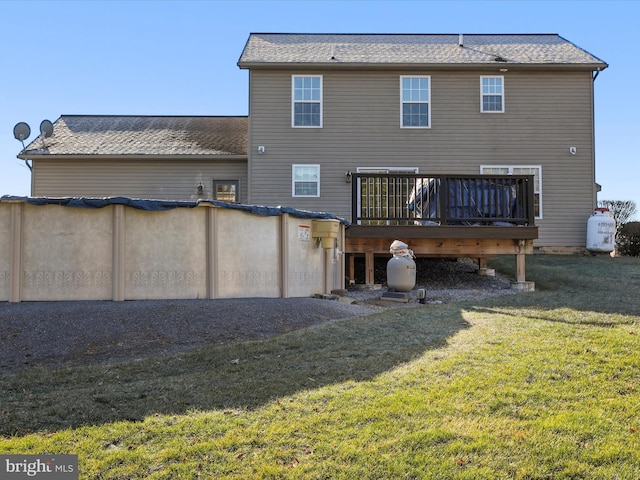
[458,34,464,47]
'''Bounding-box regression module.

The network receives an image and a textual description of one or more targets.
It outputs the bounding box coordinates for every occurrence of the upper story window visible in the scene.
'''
[292,164,320,197]
[292,75,323,127]
[401,76,431,128]
[481,76,505,113]
[481,165,542,218]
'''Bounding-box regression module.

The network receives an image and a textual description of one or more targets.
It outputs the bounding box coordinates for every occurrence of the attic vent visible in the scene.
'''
[458,34,463,47]
[494,55,507,62]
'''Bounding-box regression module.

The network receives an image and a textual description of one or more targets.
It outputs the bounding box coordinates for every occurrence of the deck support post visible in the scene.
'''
[477,256,495,277]
[346,254,355,285]
[512,240,535,291]
[365,251,375,286]
[515,252,526,283]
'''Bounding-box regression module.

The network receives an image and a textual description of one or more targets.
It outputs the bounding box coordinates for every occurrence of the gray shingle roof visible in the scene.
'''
[20,116,248,157]
[238,33,607,69]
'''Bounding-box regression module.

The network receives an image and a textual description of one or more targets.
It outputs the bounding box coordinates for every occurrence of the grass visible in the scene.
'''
[1,255,639,479]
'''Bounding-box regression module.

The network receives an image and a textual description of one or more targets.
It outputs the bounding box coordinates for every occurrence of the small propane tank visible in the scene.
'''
[586,208,616,253]
[387,240,416,292]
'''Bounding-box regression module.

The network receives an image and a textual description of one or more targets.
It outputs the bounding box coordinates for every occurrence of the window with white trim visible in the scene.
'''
[213,180,239,203]
[481,165,542,218]
[480,76,504,113]
[401,76,431,128]
[292,164,320,197]
[292,75,322,127]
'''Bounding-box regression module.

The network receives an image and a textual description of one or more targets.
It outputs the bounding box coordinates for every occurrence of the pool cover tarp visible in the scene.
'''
[0,196,349,225]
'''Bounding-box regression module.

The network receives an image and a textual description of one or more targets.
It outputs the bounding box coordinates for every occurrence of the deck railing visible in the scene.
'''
[351,173,535,226]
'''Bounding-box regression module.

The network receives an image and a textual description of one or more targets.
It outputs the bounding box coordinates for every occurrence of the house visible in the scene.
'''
[20,115,248,203]
[18,33,608,286]
[237,34,607,248]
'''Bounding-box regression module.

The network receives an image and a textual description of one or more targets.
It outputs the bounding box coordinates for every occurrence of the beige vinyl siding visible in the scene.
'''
[248,69,596,247]
[33,158,248,203]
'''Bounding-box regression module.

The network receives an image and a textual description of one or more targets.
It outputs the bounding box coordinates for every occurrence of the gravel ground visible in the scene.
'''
[0,258,517,371]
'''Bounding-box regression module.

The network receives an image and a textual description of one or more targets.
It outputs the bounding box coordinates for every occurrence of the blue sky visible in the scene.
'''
[1,0,638,220]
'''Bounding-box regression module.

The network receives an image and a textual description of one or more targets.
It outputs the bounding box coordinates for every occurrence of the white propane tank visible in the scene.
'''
[586,208,616,253]
[387,240,416,292]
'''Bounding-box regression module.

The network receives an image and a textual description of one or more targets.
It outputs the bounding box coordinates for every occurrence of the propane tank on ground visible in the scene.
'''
[586,208,616,253]
[387,240,416,292]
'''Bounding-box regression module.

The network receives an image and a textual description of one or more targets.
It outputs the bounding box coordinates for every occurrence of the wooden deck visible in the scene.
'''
[344,173,538,287]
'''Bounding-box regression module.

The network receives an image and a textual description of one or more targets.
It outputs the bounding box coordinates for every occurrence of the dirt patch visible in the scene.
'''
[350,257,516,304]
[0,298,378,371]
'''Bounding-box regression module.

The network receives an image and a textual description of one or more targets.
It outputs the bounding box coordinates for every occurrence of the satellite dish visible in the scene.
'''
[13,122,31,141]
[40,119,54,138]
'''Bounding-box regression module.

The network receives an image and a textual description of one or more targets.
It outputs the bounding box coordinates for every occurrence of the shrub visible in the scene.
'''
[617,221,640,257]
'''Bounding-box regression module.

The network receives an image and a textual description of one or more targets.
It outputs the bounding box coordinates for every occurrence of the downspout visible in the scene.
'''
[18,156,33,172]
[28,156,35,197]
[16,152,34,196]
[247,69,253,205]
[591,68,602,209]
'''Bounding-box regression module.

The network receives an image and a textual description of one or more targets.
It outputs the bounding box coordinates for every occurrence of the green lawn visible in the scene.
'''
[1,255,639,479]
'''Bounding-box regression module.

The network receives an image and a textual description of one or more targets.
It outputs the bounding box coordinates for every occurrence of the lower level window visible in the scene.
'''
[481,165,542,218]
[213,180,239,203]
[292,164,320,197]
